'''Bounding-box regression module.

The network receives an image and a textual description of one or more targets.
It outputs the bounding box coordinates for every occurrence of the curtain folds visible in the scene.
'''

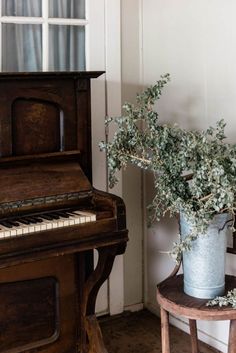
[2,0,41,71]
[2,0,85,72]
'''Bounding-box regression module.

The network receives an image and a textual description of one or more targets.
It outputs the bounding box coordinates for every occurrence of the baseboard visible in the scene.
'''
[97,303,144,318]
[144,301,160,316]
[145,302,227,353]
[124,303,144,312]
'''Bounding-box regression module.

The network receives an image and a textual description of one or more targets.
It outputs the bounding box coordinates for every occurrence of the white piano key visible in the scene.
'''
[16,227,23,235]
[10,229,17,237]
[0,209,97,239]
[34,224,41,232]
[0,224,12,237]
[23,227,30,234]
[29,225,35,233]
[46,222,53,230]
[80,217,86,223]
[52,222,57,229]
[63,220,70,226]
[58,220,65,227]
[68,219,76,226]
[74,217,81,225]
[40,223,47,231]
[2,229,11,237]
[72,211,96,222]
[12,221,30,236]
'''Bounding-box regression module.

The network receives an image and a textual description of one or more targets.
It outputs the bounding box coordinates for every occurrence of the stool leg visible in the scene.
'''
[228,320,236,353]
[189,319,199,353]
[160,307,170,353]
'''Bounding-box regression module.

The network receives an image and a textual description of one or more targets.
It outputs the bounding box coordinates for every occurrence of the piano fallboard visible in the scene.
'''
[0,159,92,204]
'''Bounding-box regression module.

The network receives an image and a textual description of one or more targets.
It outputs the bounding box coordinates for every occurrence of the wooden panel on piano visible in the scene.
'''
[0,71,103,181]
[0,161,92,204]
[12,98,61,155]
[0,277,58,352]
[0,255,77,353]
[0,78,77,156]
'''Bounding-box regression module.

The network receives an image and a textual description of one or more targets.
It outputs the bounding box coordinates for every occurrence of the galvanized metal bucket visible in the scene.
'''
[180,213,232,299]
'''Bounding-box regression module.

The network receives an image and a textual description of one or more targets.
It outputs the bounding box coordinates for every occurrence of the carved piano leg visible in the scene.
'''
[81,243,126,353]
[84,315,107,353]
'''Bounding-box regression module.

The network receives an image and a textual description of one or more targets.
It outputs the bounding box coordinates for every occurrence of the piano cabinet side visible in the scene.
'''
[76,190,128,353]
[77,242,127,353]
[0,238,127,353]
[92,189,127,231]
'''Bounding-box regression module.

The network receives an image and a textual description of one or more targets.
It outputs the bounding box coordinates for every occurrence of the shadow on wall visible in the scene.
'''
[145,171,180,306]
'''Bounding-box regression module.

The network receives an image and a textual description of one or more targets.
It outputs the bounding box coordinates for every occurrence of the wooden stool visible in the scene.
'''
[157,274,236,353]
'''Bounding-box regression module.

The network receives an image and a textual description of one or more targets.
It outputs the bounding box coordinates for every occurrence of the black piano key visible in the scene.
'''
[65,211,78,216]
[53,211,70,218]
[18,218,31,225]
[31,217,43,223]
[47,213,60,220]
[40,214,54,220]
[0,221,13,228]
[24,217,38,224]
[8,221,20,227]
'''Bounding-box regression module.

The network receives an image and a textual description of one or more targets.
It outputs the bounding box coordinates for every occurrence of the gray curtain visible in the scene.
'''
[49,0,85,19]
[2,0,85,72]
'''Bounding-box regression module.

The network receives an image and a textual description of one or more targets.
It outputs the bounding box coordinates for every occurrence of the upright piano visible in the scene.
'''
[0,72,128,353]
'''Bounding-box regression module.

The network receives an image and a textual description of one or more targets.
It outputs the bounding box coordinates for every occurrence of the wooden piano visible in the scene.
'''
[0,72,128,353]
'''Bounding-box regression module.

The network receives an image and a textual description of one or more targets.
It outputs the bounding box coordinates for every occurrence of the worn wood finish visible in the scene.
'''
[228,320,236,353]
[0,277,58,351]
[80,244,126,352]
[157,275,236,321]
[0,71,103,180]
[0,161,92,203]
[189,320,199,353]
[0,72,128,353]
[160,307,170,353]
[157,275,236,353]
[12,98,61,155]
[0,256,77,353]
[85,315,108,353]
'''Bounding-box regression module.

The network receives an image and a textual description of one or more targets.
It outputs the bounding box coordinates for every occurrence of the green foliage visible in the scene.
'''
[99,74,236,262]
[207,289,236,309]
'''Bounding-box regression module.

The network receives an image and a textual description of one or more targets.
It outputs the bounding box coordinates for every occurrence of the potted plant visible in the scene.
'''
[99,74,236,299]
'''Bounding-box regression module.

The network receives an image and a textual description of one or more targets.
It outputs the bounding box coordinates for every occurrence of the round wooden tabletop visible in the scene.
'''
[157,274,236,320]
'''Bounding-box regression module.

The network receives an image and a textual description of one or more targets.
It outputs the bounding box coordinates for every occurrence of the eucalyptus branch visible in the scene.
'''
[158,250,171,255]
[100,74,236,259]
[128,154,151,165]
[220,207,236,213]
[207,289,236,309]
[199,194,213,202]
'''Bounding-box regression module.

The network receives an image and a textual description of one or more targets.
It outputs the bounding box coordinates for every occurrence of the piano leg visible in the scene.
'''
[81,243,127,353]
[85,315,107,353]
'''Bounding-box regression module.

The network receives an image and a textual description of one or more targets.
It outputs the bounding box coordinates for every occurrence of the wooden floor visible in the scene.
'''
[100,310,221,353]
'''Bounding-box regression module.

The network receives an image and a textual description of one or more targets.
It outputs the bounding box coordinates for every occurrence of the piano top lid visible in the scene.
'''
[0,158,92,204]
[0,71,105,80]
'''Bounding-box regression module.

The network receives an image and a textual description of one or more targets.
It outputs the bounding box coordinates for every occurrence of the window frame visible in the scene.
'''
[0,0,89,71]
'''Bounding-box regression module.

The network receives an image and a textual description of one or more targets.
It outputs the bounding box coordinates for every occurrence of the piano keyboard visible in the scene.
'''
[0,210,96,239]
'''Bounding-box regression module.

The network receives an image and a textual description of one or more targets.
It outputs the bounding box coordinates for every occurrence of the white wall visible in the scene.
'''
[121,0,144,309]
[141,1,236,352]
